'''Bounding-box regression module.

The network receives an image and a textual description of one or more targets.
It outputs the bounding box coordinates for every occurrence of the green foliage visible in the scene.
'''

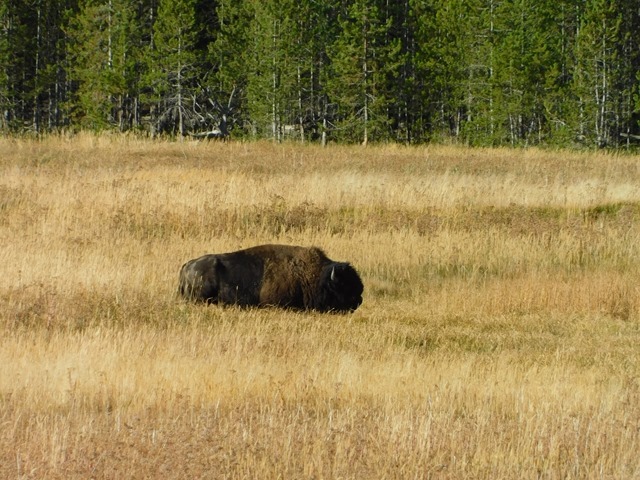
[67,0,142,130]
[206,0,251,135]
[145,0,200,137]
[327,0,401,144]
[242,0,291,138]
[1,0,640,146]
[0,0,11,131]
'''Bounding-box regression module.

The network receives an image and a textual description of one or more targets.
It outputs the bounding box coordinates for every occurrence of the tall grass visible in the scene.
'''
[1,134,639,478]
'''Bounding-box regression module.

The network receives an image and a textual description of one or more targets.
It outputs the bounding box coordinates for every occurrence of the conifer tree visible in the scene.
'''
[0,0,72,132]
[491,0,551,145]
[242,0,307,140]
[459,0,501,145]
[299,0,341,144]
[613,0,640,146]
[281,0,337,142]
[206,0,251,136]
[328,0,401,144]
[572,0,640,146]
[0,0,12,131]
[0,0,639,145]
[410,0,470,142]
[538,0,581,146]
[146,0,199,137]
[68,0,142,130]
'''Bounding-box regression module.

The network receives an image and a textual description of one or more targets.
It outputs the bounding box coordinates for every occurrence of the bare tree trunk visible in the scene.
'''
[488,0,495,139]
[297,65,304,142]
[322,116,327,147]
[33,0,42,133]
[597,18,608,147]
[362,29,368,146]
[177,34,184,139]
[272,19,278,141]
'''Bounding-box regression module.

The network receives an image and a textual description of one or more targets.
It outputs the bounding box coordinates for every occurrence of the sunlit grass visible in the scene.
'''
[1,134,639,478]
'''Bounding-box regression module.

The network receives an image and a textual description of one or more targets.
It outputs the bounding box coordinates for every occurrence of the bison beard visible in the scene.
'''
[178,244,363,312]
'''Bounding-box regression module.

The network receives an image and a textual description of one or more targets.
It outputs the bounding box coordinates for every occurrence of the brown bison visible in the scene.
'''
[178,244,363,312]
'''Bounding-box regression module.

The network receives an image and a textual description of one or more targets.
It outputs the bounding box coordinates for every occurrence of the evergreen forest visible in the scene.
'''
[1,0,640,147]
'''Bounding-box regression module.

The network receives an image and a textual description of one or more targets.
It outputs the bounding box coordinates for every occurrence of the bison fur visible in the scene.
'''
[178,244,363,312]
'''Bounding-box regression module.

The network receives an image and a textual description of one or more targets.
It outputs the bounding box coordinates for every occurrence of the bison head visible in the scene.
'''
[315,262,363,312]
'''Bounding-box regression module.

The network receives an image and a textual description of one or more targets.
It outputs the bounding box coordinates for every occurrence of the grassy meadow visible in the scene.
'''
[1,134,639,478]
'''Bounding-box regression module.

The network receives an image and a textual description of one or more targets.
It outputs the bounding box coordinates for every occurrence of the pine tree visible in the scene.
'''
[37,0,75,131]
[300,0,341,145]
[146,0,199,137]
[491,0,553,145]
[206,0,251,138]
[539,0,581,146]
[68,0,141,130]
[410,0,471,143]
[242,0,301,140]
[281,0,337,143]
[0,0,12,131]
[613,0,640,146]
[573,0,625,146]
[328,0,401,144]
[0,0,74,133]
[459,0,501,145]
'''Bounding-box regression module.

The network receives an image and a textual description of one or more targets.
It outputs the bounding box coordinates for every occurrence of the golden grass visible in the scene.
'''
[1,133,639,478]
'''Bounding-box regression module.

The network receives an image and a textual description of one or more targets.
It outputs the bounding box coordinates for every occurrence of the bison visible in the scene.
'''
[178,244,363,312]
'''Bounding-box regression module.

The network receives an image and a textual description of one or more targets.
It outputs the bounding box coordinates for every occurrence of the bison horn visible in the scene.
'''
[331,266,336,281]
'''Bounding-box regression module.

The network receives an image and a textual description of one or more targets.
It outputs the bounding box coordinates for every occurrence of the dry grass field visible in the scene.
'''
[1,134,639,479]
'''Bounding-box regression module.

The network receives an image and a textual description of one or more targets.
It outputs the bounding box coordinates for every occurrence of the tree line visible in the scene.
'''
[1,0,640,147]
